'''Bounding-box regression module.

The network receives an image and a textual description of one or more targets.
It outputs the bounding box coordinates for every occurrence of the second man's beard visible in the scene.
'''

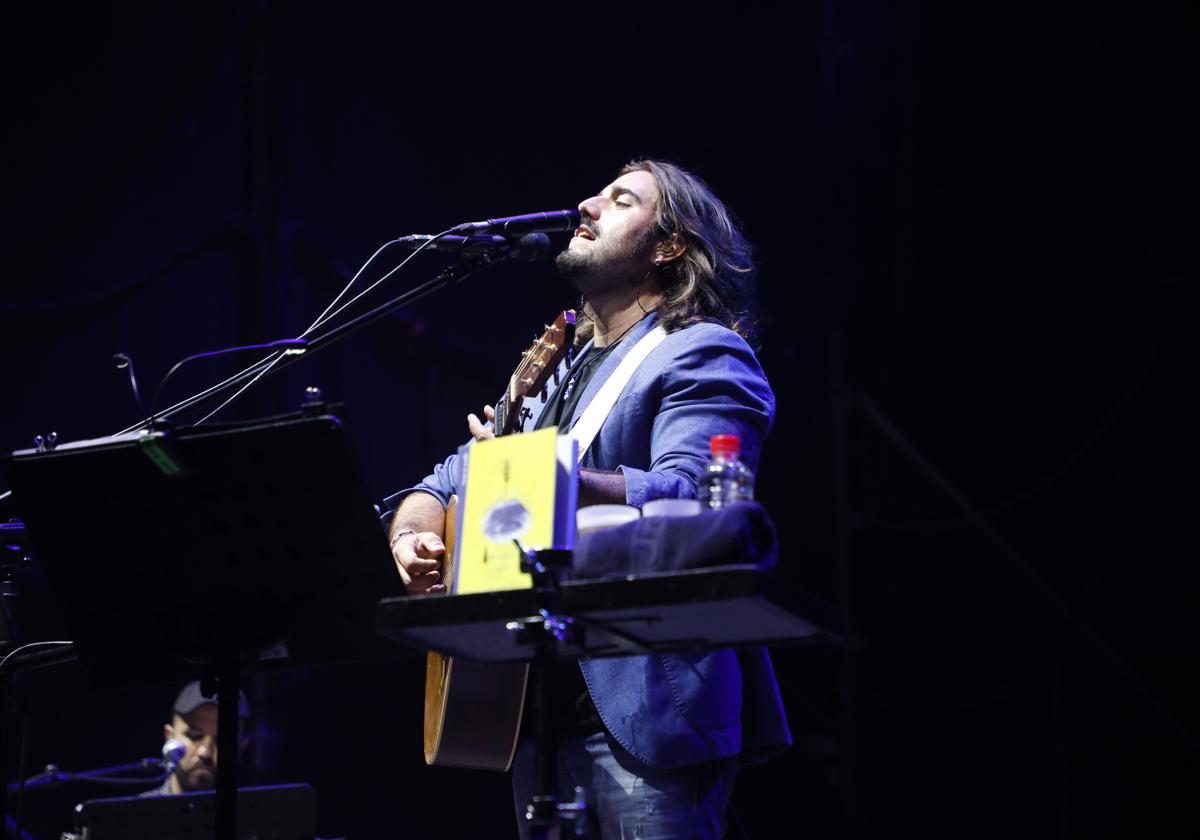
[178,763,215,792]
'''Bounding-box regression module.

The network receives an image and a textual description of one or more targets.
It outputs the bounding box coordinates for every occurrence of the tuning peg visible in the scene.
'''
[33,432,59,453]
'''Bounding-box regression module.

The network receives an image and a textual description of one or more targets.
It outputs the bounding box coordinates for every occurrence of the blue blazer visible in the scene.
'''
[388,313,791,768]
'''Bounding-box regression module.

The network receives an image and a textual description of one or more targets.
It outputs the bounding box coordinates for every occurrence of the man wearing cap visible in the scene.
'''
[142,681,250,796]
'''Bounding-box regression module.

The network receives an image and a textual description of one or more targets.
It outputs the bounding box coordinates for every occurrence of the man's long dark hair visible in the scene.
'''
[576,159,760,346]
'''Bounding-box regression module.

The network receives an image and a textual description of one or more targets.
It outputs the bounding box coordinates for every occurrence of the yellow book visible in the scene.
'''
[454,427,578,594]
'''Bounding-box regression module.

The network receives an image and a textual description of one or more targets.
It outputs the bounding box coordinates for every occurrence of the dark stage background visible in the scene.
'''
[1,4,1196,838]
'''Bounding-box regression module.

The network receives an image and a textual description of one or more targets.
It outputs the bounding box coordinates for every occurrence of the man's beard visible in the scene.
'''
[177,763,216,791]
[554,225,653,297]
[554,247,602,293]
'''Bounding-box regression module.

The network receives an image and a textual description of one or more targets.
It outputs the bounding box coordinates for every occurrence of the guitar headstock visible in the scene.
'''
[496,310,576,436]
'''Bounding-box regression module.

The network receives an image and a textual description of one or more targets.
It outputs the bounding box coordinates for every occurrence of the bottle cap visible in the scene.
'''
[709,434,740,457]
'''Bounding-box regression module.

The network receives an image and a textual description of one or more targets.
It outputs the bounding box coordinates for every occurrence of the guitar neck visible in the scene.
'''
[494,395,511,438]
[493,310,576,437]
[494,386,523,438]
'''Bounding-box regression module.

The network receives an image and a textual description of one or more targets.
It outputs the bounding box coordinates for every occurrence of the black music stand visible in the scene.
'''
[377,564,838,663]
[1,412,405,840]
[72,783,315,840]
[377,545,839,837]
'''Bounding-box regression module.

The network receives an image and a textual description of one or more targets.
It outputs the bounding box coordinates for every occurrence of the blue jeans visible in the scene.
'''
[512,731,737,840]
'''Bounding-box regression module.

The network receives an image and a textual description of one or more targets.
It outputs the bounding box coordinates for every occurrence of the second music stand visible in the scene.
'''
[2,412,405,840]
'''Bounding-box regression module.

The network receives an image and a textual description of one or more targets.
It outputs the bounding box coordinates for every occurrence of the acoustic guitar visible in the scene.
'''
[422,310,576,771]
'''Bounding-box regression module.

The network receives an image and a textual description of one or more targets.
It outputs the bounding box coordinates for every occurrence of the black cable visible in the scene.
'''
[114,228,457,433]
[111,353,148,419]
[111,234,417,433]
[144,338,309,429]
[188,228,466,426]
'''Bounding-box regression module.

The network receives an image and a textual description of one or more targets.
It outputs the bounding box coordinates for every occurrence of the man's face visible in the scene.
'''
[163,706,218,792]
[556,169,661,295]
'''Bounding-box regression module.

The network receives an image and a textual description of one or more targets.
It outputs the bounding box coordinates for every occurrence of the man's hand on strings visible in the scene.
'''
[467,404,496,442]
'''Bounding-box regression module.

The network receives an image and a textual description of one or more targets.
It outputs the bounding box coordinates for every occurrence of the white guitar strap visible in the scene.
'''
[570,325,667,463]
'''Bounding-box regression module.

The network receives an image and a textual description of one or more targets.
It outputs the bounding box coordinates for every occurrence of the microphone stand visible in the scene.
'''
[113,240,526,434]
[8,757,168,793]
[6,756,167,840]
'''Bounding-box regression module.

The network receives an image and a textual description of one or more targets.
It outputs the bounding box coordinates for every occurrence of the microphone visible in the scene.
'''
[450,209,580,236]
[162,738,186,770]
[397,234,509,255]
[401,232,552,263]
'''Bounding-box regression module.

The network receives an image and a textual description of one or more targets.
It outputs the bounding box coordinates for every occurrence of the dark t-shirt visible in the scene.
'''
[534,341,621,434]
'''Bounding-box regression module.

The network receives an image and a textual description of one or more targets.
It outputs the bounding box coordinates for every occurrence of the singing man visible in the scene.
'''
[386,159,790,839]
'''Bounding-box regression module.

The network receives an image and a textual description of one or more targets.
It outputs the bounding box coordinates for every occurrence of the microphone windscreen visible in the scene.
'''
[510,233,552,263]
[162,738,186,765]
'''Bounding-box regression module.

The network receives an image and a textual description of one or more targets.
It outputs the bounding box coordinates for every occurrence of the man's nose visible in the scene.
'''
[197,737,217,760]
[578,194,603,220]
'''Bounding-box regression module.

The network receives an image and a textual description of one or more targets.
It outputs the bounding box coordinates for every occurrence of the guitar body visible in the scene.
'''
[422,310,575,771]
[423,496,530,771]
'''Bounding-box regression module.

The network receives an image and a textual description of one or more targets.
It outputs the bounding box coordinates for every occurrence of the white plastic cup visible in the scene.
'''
[577,504,641,537]
[642,498,702,518]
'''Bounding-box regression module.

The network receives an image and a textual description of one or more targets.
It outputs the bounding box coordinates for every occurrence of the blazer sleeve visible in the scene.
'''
[618,324,775,509]
[379,441,470,514]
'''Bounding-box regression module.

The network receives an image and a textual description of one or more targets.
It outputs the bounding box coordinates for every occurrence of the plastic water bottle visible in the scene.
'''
[697,434,755,509]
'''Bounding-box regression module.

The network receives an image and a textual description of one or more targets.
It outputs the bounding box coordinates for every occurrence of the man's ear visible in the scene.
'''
[163,723,174,742]
[654,234,686,266]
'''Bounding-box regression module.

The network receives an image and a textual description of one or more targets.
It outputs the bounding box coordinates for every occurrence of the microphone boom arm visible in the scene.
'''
[124,240,529,429]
